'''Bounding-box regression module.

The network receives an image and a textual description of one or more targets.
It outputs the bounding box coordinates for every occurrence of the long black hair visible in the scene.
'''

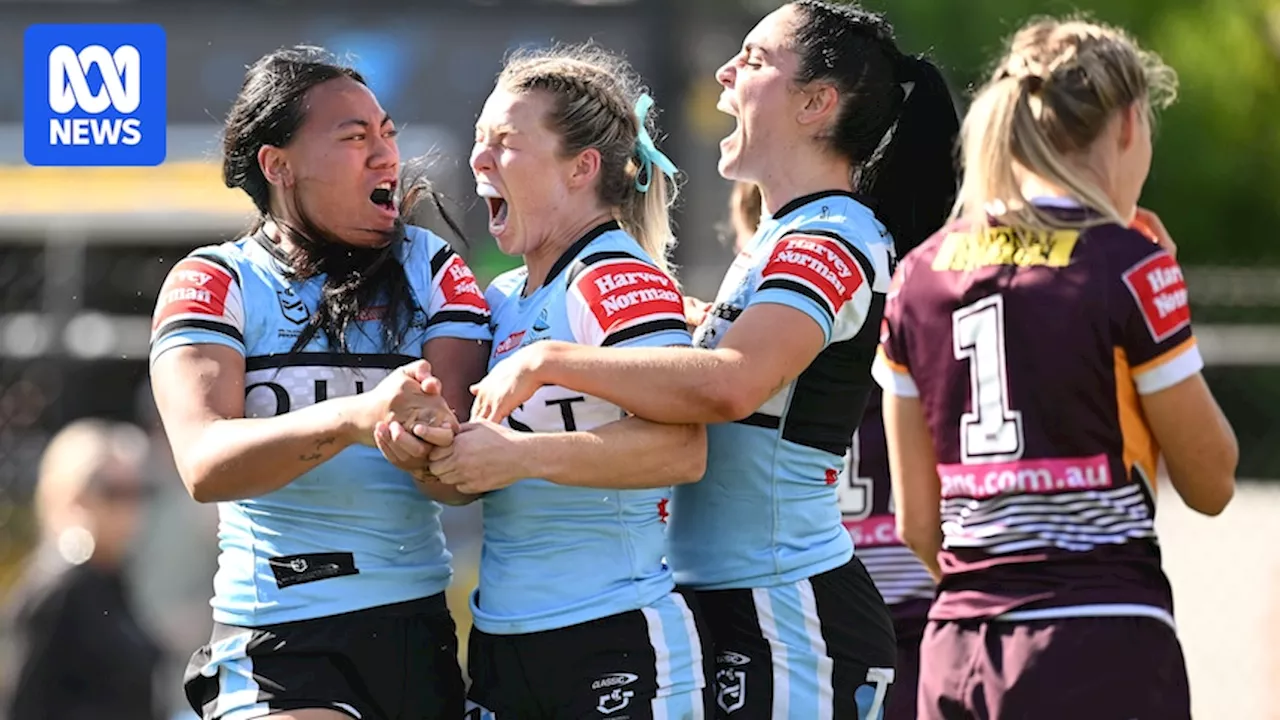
[790,1,960,255]
[221,45,464,353]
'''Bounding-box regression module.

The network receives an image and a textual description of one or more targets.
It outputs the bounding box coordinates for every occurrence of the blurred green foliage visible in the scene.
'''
[723,0,1280,266]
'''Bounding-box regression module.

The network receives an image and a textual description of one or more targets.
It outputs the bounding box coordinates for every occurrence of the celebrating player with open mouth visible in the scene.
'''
[873,17,1238,720]
[377,43,715,718]
[149,46,491,720]
[468,2,960,717]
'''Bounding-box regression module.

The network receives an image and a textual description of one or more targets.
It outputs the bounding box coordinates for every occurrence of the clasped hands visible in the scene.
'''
[360,359,527,496]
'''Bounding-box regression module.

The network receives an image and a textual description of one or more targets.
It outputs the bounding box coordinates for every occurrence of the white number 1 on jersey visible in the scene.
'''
[838,430,893,519]
[952,294,1024,464]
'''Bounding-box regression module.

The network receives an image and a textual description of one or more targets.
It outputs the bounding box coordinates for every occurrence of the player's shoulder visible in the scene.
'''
[903,218,967,269]
[1081,221,1171,268]
[486,266,528,311]
[881,220,970,307]
[564,226,675,296]
[167,237,258,290]
[561,226,682,318]
[782,192,887,247]
[569,225,661,275]
[401,223,460,268]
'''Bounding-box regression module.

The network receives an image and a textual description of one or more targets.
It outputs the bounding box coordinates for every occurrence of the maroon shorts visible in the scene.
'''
[917,615,1190,720]
[885,608,928,720]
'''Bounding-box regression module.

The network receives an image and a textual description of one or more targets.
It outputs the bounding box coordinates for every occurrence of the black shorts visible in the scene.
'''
[692,558,898,719]
[183,594,464,720]
[465,589,714,719]
[917,615,1191,720]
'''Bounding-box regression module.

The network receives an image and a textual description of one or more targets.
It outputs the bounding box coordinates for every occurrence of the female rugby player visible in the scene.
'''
[873,17,1237,719]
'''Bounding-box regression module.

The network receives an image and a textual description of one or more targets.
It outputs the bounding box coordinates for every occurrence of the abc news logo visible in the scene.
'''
[23,24,167,167]
[48,44,142,147]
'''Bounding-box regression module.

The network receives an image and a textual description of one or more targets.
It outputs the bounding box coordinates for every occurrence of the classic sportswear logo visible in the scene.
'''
[23,24,167,166]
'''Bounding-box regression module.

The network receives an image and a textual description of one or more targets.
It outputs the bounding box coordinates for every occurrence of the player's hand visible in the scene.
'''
[373,419,451,472]
[408,469,467,502]
[1132,207,1177,259]
[426,420,526,494]
[684,296,712,328]
[353,360,459,446]
[470,344,551,423]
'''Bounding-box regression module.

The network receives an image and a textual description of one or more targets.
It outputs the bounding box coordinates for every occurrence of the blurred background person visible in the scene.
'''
[725,180,761,254]
[687,181,761,327]
[128,380,218,720]
[0,418,163,720]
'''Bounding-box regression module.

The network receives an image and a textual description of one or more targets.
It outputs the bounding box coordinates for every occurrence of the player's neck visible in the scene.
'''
[1018,175,1074,203]
[522,210,614,295]
[754,150,853,219]
[261,219,295,256]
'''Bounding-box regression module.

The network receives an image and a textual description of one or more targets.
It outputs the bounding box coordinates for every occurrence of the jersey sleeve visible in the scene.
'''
[149,250,246,363]
[404,227,492,344]
[871,260,919,398]
[1116,246,1203,394]
[748,229,875,346]
[565,252,691,349]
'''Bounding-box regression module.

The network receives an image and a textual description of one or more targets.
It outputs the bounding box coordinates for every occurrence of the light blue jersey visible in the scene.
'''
[149,226,492,627]
[474,221,691,635]
[673,190,896,589]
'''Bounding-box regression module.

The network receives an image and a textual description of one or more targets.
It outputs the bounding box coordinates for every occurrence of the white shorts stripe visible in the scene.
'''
[797,580,835,720]
[641,603,674,703]
[996,602,1177,631]
[207,631,270,720]
[644,592,709,719]
[751,587,790,719]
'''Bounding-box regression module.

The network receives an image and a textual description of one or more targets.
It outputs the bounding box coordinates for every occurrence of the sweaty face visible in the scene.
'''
[714,5,806,182]
[278,77,401,247]
[470,87,574,257]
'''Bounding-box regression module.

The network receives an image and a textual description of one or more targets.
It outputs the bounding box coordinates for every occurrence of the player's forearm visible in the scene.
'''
[535,341,749,424]
[523,416,707,489]
[179,397,362,503]
[884,392,945,582]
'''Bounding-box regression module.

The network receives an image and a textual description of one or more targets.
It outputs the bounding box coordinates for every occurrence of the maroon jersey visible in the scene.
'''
[871,201,1202,624]
[840,391,936,620]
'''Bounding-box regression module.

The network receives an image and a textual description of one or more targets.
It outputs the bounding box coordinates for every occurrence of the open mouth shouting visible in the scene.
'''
[370,179,398,218]
[477,181,509,236]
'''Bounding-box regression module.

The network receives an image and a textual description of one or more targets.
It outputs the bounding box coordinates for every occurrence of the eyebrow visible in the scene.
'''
[337,113,393,130]
[475,123,517,137]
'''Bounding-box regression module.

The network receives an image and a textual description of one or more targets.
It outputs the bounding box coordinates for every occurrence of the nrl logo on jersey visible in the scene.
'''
[276,288,308,325]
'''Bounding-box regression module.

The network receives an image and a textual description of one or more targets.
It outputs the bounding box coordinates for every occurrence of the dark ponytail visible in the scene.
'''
[790,1,960,255]
[865,55,961,255]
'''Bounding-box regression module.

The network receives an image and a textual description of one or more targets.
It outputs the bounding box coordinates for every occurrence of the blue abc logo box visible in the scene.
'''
[23,24,167,167]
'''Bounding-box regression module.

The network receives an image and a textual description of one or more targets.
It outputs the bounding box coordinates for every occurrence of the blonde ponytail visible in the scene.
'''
[618,154,678,282]
[953,16,1178,233]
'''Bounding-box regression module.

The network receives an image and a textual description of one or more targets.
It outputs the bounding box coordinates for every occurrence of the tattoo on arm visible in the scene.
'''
[299,436,336,462]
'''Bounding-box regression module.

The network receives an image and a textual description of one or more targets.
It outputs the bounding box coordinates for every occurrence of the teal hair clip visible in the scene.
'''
[633,93,678,193]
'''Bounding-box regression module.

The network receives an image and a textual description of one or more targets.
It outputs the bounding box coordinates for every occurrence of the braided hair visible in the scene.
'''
[497,43,679,277]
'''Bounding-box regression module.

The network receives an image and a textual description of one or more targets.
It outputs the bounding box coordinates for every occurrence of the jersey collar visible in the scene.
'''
[542,220,621,287]
[769,189,873,222]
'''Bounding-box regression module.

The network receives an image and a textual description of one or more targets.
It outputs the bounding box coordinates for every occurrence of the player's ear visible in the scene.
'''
[797,81,839,128]
[258,145,292,188]
[566,147,602,191]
